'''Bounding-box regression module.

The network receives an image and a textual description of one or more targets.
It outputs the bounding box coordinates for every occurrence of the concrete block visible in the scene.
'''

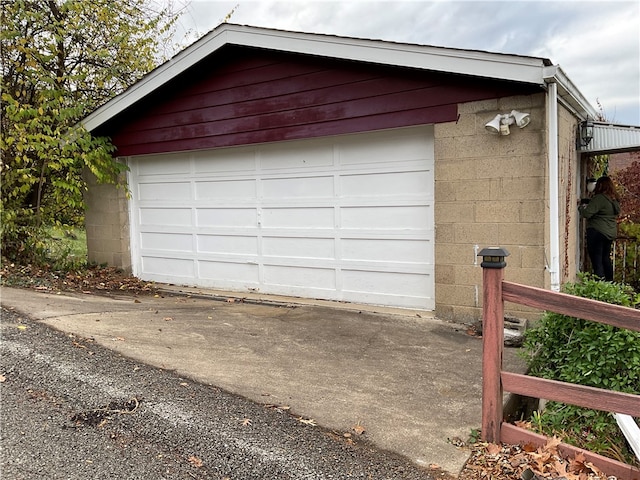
[435,264,456,284]
[454,179,499,201]
[435,114,476,138]
[434,138,458,160]
[520,246,545,269]
[498,223,544,246]
[520,201,545,222]
[474,201,520,223]
[500,131,543,156]
[435,160,477,181]
[453,223,500,245]
[455,135,497,158]
[434,181,457,202]
[435,283,477,308]
[457,98,499,114]
[435,202,475,223]
[435,243,477,266]
[435,224,455,243]
[500,176,545,200]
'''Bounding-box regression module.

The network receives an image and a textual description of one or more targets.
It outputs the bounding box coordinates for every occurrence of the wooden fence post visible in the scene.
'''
[478,247,509,444]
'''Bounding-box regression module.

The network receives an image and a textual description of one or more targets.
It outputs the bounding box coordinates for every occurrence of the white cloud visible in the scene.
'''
[176,0,640,125]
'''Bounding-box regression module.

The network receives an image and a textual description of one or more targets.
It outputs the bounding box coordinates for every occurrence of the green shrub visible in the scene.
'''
[521,274,640,464]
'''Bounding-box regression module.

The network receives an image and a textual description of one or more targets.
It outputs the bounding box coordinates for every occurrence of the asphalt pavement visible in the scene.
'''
[0,286,528,477]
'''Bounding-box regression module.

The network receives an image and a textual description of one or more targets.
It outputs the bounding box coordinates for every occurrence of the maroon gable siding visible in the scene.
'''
[98,46,540,156]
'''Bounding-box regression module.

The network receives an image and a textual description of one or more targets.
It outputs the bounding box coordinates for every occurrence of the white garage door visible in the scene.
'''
[128,126,435,310]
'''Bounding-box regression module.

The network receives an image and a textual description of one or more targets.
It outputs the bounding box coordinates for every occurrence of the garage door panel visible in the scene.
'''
[338,130,431,166]
[262,207,334,228]
[196,208,257,227]
[193,148,256,173]
[341,205,431,229]
[340,171,430,197]
[138,182,192,201]
[262,237,335,259]
[262,176,334,199]
[263,265,336,290]
[142,257,195,277]
[342,269,431,297]
[341,238,432,263]
[195,179,257,200]
[135,152,187,176]
[141,232,193,251]
[197,234,258,255]
[199,260,259,283]
[140,208,192,226]
[259,141,334,170]
[129,126,435,310]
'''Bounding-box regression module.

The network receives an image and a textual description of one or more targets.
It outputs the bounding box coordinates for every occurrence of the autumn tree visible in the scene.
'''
[0,0,182,263]
[614,159,640,226]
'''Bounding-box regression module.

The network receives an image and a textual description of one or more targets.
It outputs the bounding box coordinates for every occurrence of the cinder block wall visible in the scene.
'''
[84,168,131,272]
[433,93,549,322]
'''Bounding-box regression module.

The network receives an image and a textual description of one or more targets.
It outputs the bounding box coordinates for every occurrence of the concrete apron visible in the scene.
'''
[0,286,527,474]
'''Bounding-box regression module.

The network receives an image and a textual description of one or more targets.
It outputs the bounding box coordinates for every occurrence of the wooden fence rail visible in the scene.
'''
[480,252,640,479]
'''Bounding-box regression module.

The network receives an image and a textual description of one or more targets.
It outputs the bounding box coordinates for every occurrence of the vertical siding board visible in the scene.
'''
[103,47,538,155]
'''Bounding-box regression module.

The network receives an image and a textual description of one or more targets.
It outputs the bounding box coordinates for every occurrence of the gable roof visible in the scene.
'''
[81,23,597,132]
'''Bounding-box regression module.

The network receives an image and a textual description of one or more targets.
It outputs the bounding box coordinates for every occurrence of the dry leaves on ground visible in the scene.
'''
[1,262,158,296]
[458,437,613,480]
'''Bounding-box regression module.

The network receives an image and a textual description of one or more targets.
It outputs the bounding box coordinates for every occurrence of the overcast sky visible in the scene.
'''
[173,0,640,126]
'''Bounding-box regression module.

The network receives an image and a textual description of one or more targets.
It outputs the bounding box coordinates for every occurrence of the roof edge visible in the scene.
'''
[81,23,585,133]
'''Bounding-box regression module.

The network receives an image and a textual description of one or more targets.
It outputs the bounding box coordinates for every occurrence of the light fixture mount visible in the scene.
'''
[578,119,594,148]
[485,110,531,136]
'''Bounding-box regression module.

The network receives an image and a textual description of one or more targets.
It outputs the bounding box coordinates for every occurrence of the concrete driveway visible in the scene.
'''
[0,286,527,474]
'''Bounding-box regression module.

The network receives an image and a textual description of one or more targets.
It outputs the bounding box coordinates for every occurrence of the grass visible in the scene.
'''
[45,226,88,270]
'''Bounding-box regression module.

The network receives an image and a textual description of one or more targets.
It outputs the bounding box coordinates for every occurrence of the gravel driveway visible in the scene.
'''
[1,307,437,479]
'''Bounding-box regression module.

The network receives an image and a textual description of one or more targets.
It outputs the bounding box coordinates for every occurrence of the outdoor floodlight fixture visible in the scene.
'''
[579,119,594,148]
[485,110,531,136]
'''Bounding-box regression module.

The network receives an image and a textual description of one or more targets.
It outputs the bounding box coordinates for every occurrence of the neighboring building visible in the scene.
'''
[81,24,640,322]
[609,150,640,173]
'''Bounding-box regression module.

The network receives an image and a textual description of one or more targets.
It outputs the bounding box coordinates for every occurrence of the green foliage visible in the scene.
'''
[0,0,181,265]
[45,226,87,271]
[521,274,640,464]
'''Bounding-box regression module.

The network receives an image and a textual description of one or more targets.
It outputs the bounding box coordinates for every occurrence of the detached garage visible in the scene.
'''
[83,24,600,321]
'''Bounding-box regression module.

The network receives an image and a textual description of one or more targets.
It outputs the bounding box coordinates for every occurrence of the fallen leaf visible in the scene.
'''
[297,417,316,426]
[352,423,366,435]
[187,455,203,468]
[543,435,562,454]
[515,420,532,429]
[0,374,6,382]
[241,418,252,426]
[134,299,141,303]
[17,325,28,330]
[486,443,502,455]
[163,317,173,321]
